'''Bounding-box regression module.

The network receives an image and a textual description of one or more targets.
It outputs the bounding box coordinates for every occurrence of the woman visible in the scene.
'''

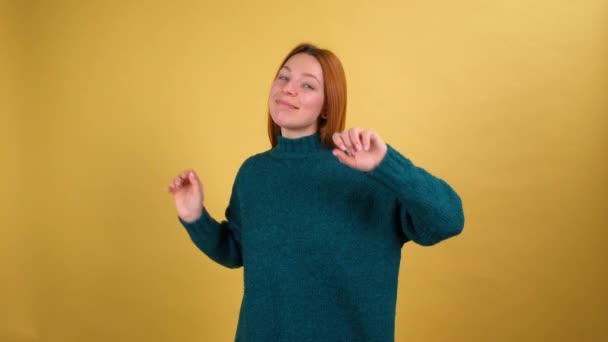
[167,43,465,341]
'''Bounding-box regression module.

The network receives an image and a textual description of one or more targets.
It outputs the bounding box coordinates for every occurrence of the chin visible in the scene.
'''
[270,111,293,127]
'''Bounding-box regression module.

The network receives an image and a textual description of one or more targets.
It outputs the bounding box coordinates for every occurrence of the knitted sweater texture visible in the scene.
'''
[179,132,465,341]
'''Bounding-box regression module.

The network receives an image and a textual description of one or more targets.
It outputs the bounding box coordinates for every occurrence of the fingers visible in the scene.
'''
[361,130,381,151]
[332,132,349,155]
[188,170,199,184]
[333,128,363,155]
[348,128,363,152]
[167,169,198,193]
[333,128,375,154]
[168,171,190,193]
[340,129,355,152]
[332,148,357,168]
[332,128,363,168]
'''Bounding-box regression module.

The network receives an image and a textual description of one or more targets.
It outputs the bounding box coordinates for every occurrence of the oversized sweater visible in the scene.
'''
[178,132,465,341]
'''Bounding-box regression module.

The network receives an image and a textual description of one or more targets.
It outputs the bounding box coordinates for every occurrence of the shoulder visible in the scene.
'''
[233,150,273,182]
[241,149,273,169]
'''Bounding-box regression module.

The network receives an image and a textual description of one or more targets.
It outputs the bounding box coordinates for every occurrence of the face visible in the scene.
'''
[268,53,325,139]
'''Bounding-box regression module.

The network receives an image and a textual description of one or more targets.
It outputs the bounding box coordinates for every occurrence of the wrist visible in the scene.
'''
[180,208,203,223]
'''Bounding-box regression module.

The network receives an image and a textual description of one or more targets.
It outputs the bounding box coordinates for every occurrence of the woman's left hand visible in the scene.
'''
[332,128,388,172]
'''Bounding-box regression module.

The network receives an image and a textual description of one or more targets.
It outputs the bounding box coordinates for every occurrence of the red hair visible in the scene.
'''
[267,43,347,148]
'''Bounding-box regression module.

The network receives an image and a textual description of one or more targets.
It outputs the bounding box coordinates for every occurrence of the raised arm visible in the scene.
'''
[366,145,465,246]
[168,170,243,268]
[331,128,465,246]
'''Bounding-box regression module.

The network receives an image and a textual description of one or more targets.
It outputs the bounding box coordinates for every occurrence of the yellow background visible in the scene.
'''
[2,0,607,341]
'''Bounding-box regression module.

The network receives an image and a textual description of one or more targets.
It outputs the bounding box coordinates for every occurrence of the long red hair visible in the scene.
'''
[267,43,347,148]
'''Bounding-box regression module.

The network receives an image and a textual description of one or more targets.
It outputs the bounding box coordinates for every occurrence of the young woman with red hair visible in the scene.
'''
[168,43,465,341]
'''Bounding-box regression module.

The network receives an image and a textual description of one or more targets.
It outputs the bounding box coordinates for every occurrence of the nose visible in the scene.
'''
[281,80,297,96]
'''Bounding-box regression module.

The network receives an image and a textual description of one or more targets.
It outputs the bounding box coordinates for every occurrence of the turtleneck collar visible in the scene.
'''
[271,132,325,156]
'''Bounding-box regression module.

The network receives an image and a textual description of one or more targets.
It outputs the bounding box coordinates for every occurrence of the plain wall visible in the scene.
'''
[1,1,35,341]
[2,0,607,341]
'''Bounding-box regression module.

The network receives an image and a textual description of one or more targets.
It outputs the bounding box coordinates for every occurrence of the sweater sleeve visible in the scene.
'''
[178,176,243,269]
[366,144,465,246]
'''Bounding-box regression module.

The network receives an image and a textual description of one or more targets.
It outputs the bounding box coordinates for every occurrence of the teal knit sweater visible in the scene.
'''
[179,132,464,341]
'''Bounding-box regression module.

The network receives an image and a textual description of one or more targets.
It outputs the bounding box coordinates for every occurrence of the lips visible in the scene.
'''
[276,99,299,109]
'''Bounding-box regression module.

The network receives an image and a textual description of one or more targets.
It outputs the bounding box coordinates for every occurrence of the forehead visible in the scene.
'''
[283,53,323,80]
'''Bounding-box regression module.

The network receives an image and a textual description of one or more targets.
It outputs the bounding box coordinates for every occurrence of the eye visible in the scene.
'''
[302,83,314,90]
[277,75,289,81]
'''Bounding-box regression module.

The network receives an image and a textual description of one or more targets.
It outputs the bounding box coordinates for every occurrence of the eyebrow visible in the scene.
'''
[281,65,321,83]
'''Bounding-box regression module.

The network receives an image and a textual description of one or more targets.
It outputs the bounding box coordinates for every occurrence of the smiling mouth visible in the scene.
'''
[276,100,299,109]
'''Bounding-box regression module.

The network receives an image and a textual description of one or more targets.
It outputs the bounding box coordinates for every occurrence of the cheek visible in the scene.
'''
[269,84,280,98]
[303,93,325,112]
[268,85,280,108]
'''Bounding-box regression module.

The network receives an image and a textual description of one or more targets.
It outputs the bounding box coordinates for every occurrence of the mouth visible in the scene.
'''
[275,99,299,110]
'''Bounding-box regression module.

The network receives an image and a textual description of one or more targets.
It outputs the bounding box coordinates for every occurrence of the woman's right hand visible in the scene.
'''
[167,169,204,223]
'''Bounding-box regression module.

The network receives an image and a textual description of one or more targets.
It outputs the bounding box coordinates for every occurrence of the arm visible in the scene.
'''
[367,145,465,246]
[169,171,243,268]
[178,178,243,269]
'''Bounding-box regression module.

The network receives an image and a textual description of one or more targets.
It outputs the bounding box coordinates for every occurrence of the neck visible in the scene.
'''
[280,126,318,140]
[272,131,324,156]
